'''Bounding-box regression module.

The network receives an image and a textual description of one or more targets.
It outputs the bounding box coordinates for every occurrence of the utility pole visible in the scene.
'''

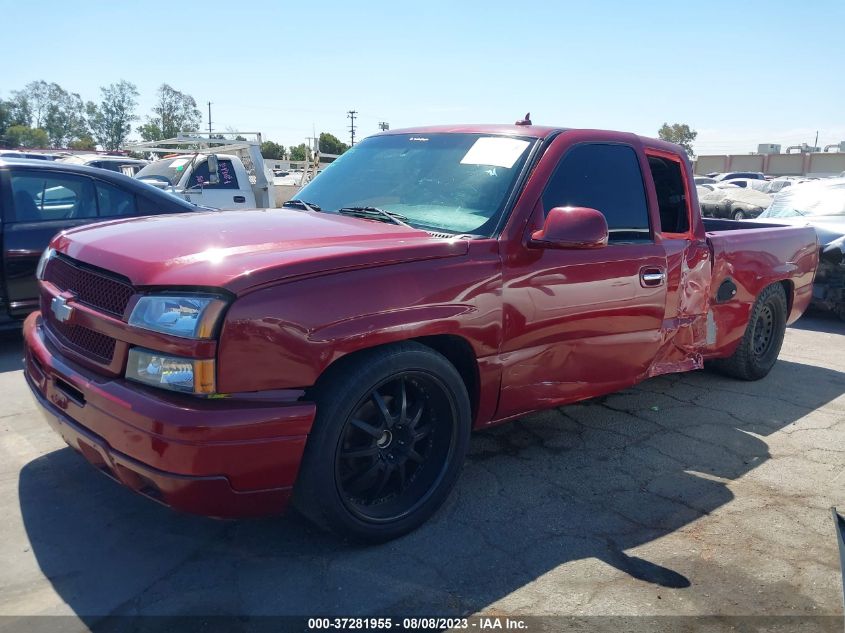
[207,101,213,136]
[305,136,317,159]
[814,130,819,151]
[347,110,358,146]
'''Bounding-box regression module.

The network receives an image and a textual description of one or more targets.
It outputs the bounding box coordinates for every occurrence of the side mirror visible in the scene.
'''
[207,154,220,185]
[529,206,609,249]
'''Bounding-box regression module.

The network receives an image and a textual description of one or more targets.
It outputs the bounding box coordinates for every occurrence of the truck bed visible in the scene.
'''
[703,220,818,356]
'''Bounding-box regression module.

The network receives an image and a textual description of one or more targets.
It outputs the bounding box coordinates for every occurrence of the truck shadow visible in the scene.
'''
[0,330,23,373]
[789,311,845,335]
[17,359,845,618]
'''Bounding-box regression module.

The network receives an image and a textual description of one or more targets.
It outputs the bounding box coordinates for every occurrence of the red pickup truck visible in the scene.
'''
[23,125,818,542]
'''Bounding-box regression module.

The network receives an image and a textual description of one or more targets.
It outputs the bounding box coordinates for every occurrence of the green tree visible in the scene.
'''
[6,125,49,148]
[0,100,11,144]
[68,135,97,150]
[0,96,31,145]
[8,81,89,147]
[43,85,89,147]
[260,140,286,160]
[657,122,698,157]
[87,80,139,150]
[289,143,310,162]
[11,80,48,127]
[318,132,348,155]
[137,84,201,141]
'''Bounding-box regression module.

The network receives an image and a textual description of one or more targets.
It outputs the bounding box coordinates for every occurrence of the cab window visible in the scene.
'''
[542,143,651,243]
[188,159,239,189]
[647,155,690,234]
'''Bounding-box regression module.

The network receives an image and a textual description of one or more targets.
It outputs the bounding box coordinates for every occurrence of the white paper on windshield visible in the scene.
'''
[460,137,530,168]
[170,158,190,169]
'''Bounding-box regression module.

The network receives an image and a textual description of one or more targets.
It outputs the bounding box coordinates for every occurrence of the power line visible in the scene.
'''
[347,110,357,146]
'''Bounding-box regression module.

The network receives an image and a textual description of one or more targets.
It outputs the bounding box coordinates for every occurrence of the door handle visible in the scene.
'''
[640,267,666,287]
[233,196,246,203]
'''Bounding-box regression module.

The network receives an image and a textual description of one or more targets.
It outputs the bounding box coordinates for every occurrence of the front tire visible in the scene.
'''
[293,342,471,542]
[712,283,787,380]
[733,209,746,220]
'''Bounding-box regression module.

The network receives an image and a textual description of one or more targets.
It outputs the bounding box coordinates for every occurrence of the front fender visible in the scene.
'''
[216,243,503,394]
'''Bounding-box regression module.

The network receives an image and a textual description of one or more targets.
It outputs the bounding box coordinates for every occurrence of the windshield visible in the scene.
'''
[135,156,195,186]
[291,133,536,235]
[759,181,845,218]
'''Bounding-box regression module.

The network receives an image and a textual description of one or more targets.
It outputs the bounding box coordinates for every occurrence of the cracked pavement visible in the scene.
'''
[0,313,843,627]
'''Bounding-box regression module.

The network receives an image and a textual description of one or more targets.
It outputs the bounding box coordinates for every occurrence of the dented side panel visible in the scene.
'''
[702,225,818,359]
[646,239,712,378]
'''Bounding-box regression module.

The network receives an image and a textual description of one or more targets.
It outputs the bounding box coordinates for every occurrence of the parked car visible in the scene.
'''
[0,150,57,161]
[699,185,772,219]
[756,178,845,319]
[23,125,817,541]
[716,178,768,192]
[59,154,149,176]
[762,178,794,194]
[714,171,766,182]
[0,158,202,329]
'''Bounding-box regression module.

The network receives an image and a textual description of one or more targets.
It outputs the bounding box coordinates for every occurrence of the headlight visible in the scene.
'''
[36,247,55,281]
[129,294,227,339]
[126,348,216,395]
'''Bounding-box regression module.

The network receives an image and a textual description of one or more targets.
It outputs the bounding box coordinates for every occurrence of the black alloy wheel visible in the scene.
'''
[293,342,471,542]
[336,372,457,523]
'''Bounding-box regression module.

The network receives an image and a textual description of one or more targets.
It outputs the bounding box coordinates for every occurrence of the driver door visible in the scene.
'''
[497,140,669,419]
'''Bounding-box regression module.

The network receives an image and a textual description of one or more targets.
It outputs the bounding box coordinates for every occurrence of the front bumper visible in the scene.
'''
[23,313,317,518]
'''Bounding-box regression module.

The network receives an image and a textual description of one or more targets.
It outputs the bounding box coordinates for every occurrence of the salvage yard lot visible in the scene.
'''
[0,315,843,624]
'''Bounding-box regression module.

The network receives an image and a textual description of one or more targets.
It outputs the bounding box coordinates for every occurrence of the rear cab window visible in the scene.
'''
[542,143,651,243]
[646,152,692,235]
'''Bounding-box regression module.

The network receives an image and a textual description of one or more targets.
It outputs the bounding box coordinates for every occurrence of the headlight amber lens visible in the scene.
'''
[128,294,226,339]
[126,348,215,395]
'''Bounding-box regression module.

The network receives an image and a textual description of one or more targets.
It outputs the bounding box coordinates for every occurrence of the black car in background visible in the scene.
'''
[0,158,201,329]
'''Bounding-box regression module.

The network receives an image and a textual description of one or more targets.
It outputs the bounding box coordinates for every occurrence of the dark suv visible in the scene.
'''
[0,158,201,329]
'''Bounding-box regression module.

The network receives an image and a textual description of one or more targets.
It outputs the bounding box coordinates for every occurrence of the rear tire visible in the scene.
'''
[293,342,471,542]
[733,209,746,220]
[712,283,787,380]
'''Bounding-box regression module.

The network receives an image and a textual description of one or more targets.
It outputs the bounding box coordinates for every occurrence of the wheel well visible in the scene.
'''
[311,336,480,419]
[778,279,794,316]
[411,334,480,419]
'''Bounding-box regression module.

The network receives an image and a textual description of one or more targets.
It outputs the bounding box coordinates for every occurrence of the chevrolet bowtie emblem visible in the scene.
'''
[51,295,74,323]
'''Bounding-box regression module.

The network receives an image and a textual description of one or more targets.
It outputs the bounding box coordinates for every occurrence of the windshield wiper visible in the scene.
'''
[336,206,412,227]
[283,199,322,212]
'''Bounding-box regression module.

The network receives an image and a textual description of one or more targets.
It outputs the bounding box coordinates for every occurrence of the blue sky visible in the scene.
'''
[2,0,843,154]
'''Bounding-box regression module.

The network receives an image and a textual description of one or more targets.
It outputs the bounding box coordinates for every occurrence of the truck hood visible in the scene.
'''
[52,209,469,294]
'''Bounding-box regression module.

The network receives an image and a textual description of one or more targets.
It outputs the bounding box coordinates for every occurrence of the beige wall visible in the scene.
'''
[729,155,765,171]
[767,154,805,176]
[695,156,728,174]
[695,152,845,177]
[808,153,845,177]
